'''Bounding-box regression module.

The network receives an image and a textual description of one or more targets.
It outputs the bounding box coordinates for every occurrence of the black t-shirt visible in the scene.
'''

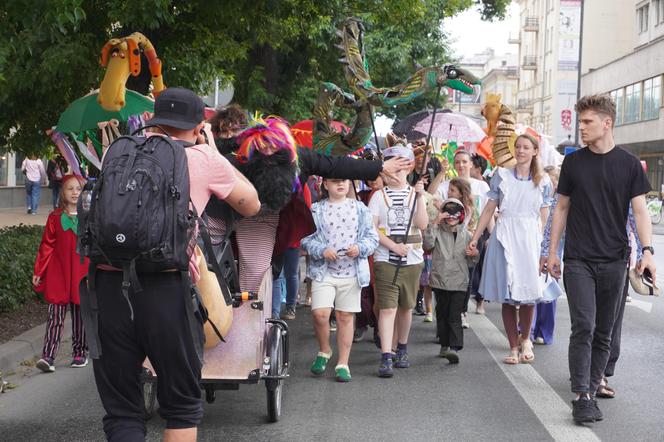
[557,146,650,262]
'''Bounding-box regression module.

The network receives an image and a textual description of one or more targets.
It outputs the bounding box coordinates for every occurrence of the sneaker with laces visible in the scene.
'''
[281,306,296,320]
[439,347,460,364]
[423,312,433,323]
[461,313,470,329]
[378,355,394,378]
[36,358,55,373]
[310,352,332,375]
[335,365,351,382]
[572,396,597,424]
[394,349,410,368]
[591,397,603,421]
[71,356,88,368]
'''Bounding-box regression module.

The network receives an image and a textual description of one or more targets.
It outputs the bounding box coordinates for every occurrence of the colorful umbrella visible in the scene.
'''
[56,89,154,133]
[414,111,487,143]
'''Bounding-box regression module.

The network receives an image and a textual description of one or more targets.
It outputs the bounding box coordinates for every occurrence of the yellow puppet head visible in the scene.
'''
[98,38,141,111]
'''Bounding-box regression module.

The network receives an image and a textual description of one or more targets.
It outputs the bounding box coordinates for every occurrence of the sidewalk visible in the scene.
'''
[0,208,50,372]
[0,207,49,228]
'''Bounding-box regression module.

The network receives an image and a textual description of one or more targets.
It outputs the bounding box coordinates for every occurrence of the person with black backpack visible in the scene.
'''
[80,87,260,442]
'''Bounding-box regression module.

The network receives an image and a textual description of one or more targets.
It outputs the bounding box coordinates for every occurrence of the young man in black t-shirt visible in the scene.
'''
[546,94,655,424]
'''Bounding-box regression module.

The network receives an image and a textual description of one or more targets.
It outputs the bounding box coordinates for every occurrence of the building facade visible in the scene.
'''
[580,0,664,191]
[513,0,582,144]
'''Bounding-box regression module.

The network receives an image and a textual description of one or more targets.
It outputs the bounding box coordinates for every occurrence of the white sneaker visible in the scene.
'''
[36,358,55,373]
[461,313,470,329]
[625,295,632,303]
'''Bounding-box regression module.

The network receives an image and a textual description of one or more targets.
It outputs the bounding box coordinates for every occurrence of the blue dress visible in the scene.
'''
[479,168,553,304]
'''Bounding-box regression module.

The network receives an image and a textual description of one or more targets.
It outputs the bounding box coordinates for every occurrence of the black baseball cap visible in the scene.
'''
[147,87,205,130]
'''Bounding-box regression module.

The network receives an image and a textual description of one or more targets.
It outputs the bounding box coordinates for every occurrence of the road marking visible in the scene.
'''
[625,297,653,313]
[471,314,600,442]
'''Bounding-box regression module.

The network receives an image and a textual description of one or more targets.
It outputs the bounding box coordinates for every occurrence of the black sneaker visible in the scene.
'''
[591,397,603,421]
[281,306,296,320]
[572,396,597,424]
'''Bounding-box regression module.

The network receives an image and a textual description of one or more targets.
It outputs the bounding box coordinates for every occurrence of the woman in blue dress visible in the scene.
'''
[467,134,553,364]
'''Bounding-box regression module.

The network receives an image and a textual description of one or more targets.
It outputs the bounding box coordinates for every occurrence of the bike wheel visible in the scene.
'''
[265,325,284,422]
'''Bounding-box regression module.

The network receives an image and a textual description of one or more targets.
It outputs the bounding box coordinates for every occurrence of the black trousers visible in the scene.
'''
[92,271,204,442]
[605,271,629,377]
[563,259,627,395]
[433,288,466,350]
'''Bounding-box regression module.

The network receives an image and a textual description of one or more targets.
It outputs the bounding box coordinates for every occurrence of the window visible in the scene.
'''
[611,89,625,126]
[655,0,664,25]
[624,82,642,123]
[638,4,650,33]
[643,76,661,120]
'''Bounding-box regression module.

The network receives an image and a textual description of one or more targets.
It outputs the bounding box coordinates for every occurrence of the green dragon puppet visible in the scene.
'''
[313,17,481,155]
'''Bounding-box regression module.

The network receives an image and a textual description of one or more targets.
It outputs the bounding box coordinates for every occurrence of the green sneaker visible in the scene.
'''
[310,352,332,376]
[335,365,351,382]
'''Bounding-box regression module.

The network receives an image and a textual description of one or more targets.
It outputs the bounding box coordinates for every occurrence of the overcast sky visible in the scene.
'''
[443,1,521,59]
[378,2,520,135]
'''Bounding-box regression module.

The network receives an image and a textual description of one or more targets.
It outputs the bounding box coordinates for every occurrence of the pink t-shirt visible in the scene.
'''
[186,143,237,214]
[185,143,237,282]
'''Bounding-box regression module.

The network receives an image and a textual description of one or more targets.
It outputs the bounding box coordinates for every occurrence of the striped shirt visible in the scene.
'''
[368,186,424,266]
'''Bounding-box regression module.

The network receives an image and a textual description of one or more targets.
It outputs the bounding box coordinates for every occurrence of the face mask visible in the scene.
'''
[215,137,239,155]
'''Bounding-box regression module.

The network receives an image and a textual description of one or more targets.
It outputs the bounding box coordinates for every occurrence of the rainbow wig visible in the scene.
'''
[235,114,298,164]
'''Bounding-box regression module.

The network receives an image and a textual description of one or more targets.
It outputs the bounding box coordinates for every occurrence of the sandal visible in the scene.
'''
[519,337,535,363]
[503,350,519,365]
[597,378,615,399]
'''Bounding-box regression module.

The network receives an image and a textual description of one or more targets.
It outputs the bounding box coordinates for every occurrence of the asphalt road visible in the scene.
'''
[2,239,664,441]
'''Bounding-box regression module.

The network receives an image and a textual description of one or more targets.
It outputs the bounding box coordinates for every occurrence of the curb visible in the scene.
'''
[0,320,71,373]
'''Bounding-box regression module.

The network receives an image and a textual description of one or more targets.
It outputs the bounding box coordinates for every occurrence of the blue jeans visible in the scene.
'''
[25,180,41,213]
[271,247,300,317]
[51,182,61,209]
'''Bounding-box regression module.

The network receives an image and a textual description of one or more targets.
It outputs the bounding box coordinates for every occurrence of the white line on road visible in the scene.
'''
[471,314,600,442]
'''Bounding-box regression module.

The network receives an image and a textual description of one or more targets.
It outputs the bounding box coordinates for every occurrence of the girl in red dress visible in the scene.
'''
[32,175,89,372]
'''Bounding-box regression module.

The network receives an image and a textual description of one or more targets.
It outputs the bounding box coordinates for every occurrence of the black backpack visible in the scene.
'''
[81,134,195,275]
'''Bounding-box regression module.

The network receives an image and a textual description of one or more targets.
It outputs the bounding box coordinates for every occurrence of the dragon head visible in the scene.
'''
[439,65,481,96]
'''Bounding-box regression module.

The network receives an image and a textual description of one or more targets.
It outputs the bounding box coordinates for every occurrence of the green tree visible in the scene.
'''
[0,0,509,155]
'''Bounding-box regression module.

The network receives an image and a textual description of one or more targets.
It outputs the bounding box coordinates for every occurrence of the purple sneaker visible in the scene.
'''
[378,355,394,378]
[71,356,88,368]
[394,349,410,368]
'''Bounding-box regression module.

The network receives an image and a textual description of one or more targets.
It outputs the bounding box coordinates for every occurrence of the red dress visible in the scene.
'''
[33,209,89,305]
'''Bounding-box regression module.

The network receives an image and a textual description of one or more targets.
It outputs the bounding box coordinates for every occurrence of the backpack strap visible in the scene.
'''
[80,266,102,358]
[198,215,234,306]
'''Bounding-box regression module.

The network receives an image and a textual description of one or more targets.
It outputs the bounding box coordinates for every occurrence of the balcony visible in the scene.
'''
[523,17,539,32]
[508,33,521,44]
[522,56,537,70]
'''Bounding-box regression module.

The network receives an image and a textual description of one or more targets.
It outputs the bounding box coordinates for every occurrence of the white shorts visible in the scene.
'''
[311,275,362,313]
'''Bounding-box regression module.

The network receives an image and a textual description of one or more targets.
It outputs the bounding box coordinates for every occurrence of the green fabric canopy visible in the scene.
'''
[55,90,154,133]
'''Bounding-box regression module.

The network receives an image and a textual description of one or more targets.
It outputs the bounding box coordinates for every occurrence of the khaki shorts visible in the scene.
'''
[374,261,424,310]
[311,275,362,313]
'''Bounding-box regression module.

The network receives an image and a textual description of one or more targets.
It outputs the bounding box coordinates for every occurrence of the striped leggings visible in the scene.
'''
[42,303,87,361]
[208,213,279,292]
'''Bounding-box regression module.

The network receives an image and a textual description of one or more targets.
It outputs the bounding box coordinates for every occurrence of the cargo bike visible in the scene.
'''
[141,223,290,422]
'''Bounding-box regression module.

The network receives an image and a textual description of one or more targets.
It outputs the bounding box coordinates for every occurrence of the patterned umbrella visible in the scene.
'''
[414,111,487,143]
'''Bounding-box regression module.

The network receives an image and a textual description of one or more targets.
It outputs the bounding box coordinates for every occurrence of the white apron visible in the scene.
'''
[494,168,545,303]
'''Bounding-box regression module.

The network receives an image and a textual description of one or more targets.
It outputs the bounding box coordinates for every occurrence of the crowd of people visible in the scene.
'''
[29,90,656,440]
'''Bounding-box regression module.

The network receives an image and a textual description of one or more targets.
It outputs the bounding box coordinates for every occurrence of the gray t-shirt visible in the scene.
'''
[323,199,358,278]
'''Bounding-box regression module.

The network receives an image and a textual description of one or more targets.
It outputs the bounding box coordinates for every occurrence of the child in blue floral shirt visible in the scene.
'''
[301,178,379,382]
